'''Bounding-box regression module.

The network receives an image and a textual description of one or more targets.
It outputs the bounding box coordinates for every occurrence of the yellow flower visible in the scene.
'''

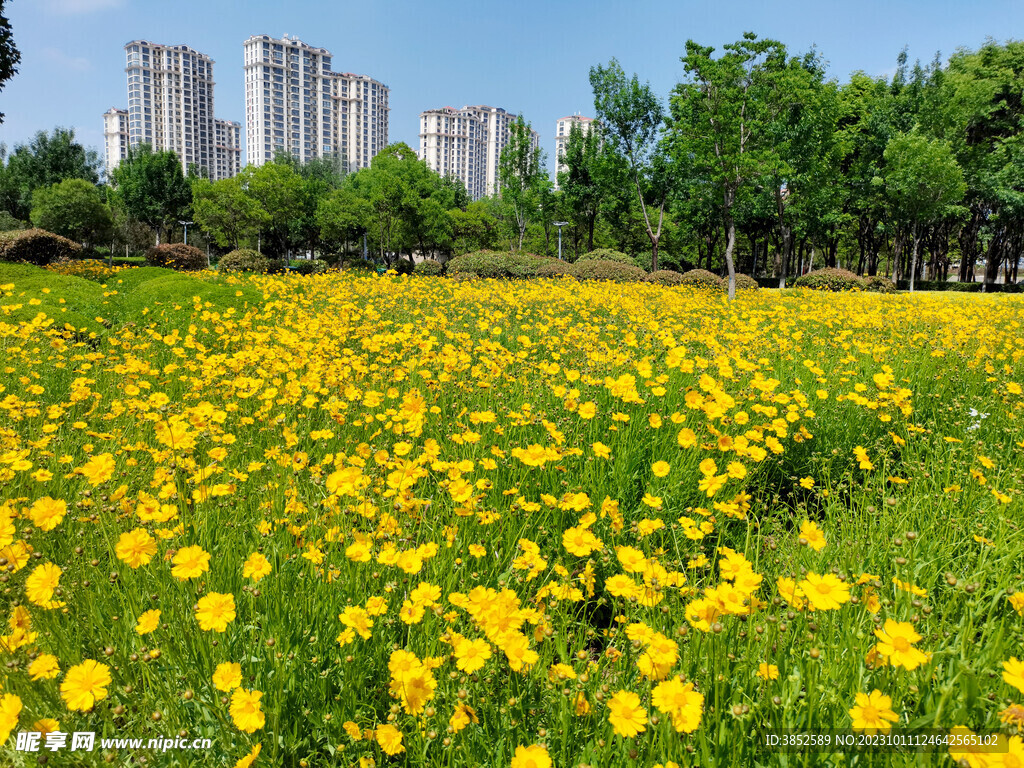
[510,744,551,768]
[233,743,261,768]
[79,452,115,485]
[607,690,647,738]
[1003,657,1024,693]
[135,609,161,635]
[651,460,670,477]
[195,592,237,632]
[448,703,478,733]
[29,496,67,531]
[213,662,243,692]
[375,723,404,755]
[1010,592,1024,616]
[242,552,272,581]
[651,678,703,733]
[756,663,779,680]
[115,528,158,568]
[28,653,61,681]
[872,620,929,670]
[171,545,211,580]
[799,520,826,552]
[230,688,265,733]
[798,572,850,611]
[25,562,65,608]
[0,693,22,745]
[849,690,899,733]
[60,659,112,711]
[454,637,491,673]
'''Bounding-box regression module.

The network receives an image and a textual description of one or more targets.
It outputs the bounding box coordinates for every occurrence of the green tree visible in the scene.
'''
[498,117,545,251]
[558,121,606,253]
[29,178,112,246]
[192,175,267,251]
[883,132,966,290]
[668,33,789,299]
[241,162,305,257]
[110,144,191,244]
[0,127,101,219]
[589,59,668,271]
[0,0,19,125]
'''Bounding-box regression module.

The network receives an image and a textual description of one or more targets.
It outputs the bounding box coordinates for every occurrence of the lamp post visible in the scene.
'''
[553,221,569,260]
[179,220,193,245]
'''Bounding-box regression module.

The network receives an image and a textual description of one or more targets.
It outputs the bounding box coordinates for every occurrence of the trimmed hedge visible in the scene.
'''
[0,228,82,265]
[570,259,647,282]
[145,243,207,271]
[680,269,724,289]
[291,259,329,276]
[793,268,866,291]
[723,273,759,292]
[537,259,575,277]
[414,259,444,276]
[864,275,897,293]
[218,249,270,273]
[447,250,546,279]
[646,270,685,286]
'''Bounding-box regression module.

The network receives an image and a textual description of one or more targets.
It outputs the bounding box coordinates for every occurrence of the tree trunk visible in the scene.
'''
[909,225,920,292]
[722,186,737,300]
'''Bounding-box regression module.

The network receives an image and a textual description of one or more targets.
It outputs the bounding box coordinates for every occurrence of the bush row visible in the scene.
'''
[0,228,81,265]
[792,268,899,293]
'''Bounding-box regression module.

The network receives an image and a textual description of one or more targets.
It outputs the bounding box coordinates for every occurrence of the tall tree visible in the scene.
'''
[241,161,305,257]
[498,117,545,250]
[558,121,605,253]
[883,132,966,291]
[29,178,112,246]
[0,127,101,219]
[0,0,19,125]
[668,33,789,299]
[110,144,191,245]
[589,59,667,271]
[192,175,267,251]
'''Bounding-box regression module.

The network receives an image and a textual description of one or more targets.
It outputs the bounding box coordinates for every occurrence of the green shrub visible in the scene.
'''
[414,259,444,276]
[266,258,289,275]
[864,275,897,293]
[793,268,866,292]
[536,259,574,278]
[0,228,82,265]
[218,249,269,273]
[446,250,546,279]
[721,273,760,292]
[577,249,633,265]
[390,260,415,276]
[145,243,208,271]
[291,259,329,276]
[680,269,724,289]
[645,270,684,286]
[570,259,647,282]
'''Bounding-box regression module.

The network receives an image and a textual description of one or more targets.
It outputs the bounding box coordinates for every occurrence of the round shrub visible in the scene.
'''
[0,227,82,265]
[266,258,289,274]
[679,269,725,289]
[793,268,866,292]
[536,259,574,277]
[446,250,545,279]
[291,259,329,276]
[577,248,634,266]
[145,243,207,271]
[722,273,760,291]
[570,259,647,282]
[389,260,415,276]
[414,259,443,276]
[864,275,897,293]
[218,249,270,273]
[645,270,684,286]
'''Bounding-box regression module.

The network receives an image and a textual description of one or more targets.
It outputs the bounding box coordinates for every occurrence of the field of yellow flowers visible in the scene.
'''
[1,262,1023,767]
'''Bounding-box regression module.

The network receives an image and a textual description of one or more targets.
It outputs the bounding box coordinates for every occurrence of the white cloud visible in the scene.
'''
[43,0,126,14]
[41,47,93,72]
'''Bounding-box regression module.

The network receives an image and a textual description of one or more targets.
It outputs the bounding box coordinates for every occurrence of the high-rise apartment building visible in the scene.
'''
[242,34,389,171]
[104,40,240,180]
[213,118,242,180]
[554,114,597,188]
[102,107,128,177]
[419,105,540,200]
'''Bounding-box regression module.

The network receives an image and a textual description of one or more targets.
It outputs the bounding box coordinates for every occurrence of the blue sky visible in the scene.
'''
[1,0,1022,172]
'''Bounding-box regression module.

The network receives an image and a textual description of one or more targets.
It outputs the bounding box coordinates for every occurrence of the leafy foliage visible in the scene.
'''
[793,268,867,291]
[570,258,648,282]
[144,243,207,272]
[217,249,270,273]
[679,269,725,289]
[645,269,685,286]
[0,227,81,265]
[414,259,443,276]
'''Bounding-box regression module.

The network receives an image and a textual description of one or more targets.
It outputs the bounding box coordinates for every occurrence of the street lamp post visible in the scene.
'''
[179,220,194,245]
[552,222,569,260]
